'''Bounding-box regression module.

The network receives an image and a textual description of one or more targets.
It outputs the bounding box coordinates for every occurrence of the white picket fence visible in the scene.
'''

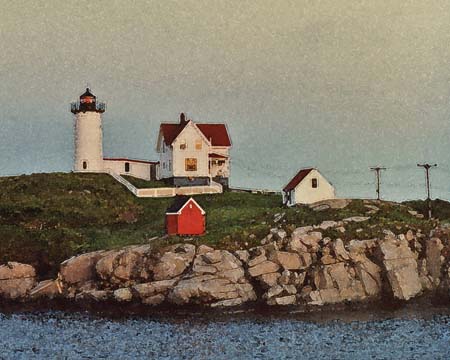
[107,170,223,198]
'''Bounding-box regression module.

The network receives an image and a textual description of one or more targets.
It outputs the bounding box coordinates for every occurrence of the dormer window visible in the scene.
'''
[180,140,187,150]
[195,140,202,150]
[312,178,318,188]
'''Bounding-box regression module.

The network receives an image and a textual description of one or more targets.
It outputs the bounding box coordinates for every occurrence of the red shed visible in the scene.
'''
[165,196,206,236]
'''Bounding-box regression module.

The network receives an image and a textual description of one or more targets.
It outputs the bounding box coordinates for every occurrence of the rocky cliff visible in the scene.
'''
[2,211,449,310]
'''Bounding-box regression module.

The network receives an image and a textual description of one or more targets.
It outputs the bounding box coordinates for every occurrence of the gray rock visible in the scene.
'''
[248,261,280,277]
[60,251,108,286]
[113,288,133,302]
[378,236,422,300]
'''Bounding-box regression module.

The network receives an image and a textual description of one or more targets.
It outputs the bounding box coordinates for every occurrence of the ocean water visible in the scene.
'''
[0,310,449,359]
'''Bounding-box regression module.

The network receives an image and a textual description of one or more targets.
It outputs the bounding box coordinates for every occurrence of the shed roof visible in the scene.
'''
[283,168,314,192]
[166,196,205,215]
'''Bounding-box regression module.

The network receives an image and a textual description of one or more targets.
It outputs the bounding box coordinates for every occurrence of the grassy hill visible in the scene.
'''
[0,172,441,277]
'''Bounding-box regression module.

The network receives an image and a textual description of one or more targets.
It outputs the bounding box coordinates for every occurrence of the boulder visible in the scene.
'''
[168,275,256,305]
[248,261,280,277]
[426,238,443,285]
[331,239,350,261]
[267,295,296,305]
[133,279,178,300]
[234,250,250,264]
[318,221,339,230]
[377,236,422,300]
[295,232,322,250]
[352,254,382,297]
[258,272,281,288]
[60,251,106,286]
[96,246,151,284]
[0,262,36,300]
[193,250,245,283]
[153,244,196,281]
[269,251,302,270]
[113,288,133,302]
[309,199,351,210]
[29,280,61,299]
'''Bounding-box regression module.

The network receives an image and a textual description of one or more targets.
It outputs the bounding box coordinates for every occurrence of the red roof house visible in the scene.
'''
[166,196,206,236]
[156,113,232,188]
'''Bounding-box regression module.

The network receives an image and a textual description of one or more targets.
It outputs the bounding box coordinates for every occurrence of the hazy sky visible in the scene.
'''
[1,1,450,200]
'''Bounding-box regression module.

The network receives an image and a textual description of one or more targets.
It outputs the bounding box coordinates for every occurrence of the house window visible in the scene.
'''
[163,162,166,170]
[180,140,187,150]
[195,140,202,150]
[169,161,172,171]
[312,178,318,188]
[82,161,87,170]
[185,158,197,171]
[124,162,130,173]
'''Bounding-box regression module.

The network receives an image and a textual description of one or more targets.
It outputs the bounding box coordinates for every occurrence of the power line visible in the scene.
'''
[370,166,386,200]
[417,163,437,219]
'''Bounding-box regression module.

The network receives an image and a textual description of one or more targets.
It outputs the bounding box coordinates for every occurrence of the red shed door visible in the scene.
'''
[177,200,205,235]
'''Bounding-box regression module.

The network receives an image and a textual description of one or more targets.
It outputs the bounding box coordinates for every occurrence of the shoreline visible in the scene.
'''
[1,294,449,323]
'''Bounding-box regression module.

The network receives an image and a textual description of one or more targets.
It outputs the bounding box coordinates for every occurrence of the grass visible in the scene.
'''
[0,172,441,277]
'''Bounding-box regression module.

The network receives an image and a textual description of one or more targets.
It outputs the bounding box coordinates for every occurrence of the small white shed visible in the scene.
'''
[282,168,336,206]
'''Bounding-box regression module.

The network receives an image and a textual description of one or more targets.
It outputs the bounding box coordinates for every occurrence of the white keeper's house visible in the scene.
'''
[157,113,231,187]
[70,88,231,187]
[282,168,336,206]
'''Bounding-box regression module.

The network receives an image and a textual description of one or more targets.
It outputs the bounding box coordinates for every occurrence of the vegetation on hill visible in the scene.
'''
[0,172,443,277]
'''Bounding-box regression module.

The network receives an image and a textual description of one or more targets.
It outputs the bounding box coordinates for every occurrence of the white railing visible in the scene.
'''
[106,170,138,196]
[107,170,222,198]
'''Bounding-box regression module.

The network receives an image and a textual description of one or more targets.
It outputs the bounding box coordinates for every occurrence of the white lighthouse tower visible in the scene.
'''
[71,88,106,172]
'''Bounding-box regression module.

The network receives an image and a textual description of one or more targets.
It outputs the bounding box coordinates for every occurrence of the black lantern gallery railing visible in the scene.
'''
[70,101,106,113]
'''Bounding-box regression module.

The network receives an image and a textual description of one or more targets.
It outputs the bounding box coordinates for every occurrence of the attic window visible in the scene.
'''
[124,162,130,173]
[312,178,318,188]
[180,140,187,150]
[195,140,202,150]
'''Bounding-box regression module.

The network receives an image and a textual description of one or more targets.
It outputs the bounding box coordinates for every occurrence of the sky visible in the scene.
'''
[1,0,450,201]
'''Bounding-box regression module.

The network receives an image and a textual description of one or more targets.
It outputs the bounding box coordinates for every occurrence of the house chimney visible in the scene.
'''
[180,112,186,124]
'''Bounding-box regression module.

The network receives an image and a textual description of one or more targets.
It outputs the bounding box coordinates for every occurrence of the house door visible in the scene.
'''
[150,164,156,180]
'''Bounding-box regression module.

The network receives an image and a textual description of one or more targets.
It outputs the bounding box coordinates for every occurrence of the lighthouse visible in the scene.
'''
[71,88,106,172]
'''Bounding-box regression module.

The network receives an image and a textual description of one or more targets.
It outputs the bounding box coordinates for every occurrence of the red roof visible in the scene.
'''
[283,168,314,192]
[159,122,189,146]
[208,153,228,159]
[196,124,231,146]
[103,158,159,165]
[160,122,231,147]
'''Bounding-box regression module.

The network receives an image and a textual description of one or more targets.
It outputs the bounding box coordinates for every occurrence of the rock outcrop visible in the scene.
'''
[377,235,422,300]
[2,218,450,310]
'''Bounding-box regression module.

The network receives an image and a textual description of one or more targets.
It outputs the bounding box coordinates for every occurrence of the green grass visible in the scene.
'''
[0,172,439,277]
[404,199,450,222]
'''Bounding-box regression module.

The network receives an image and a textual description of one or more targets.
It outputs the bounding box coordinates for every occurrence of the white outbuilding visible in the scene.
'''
[282,168,336,206]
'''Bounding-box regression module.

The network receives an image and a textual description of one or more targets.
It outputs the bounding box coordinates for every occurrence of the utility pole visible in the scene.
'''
[370,166,386,200]
[417,163,437,219]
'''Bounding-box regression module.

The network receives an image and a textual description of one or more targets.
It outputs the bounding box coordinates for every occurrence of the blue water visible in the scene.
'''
[0,311,449,359]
